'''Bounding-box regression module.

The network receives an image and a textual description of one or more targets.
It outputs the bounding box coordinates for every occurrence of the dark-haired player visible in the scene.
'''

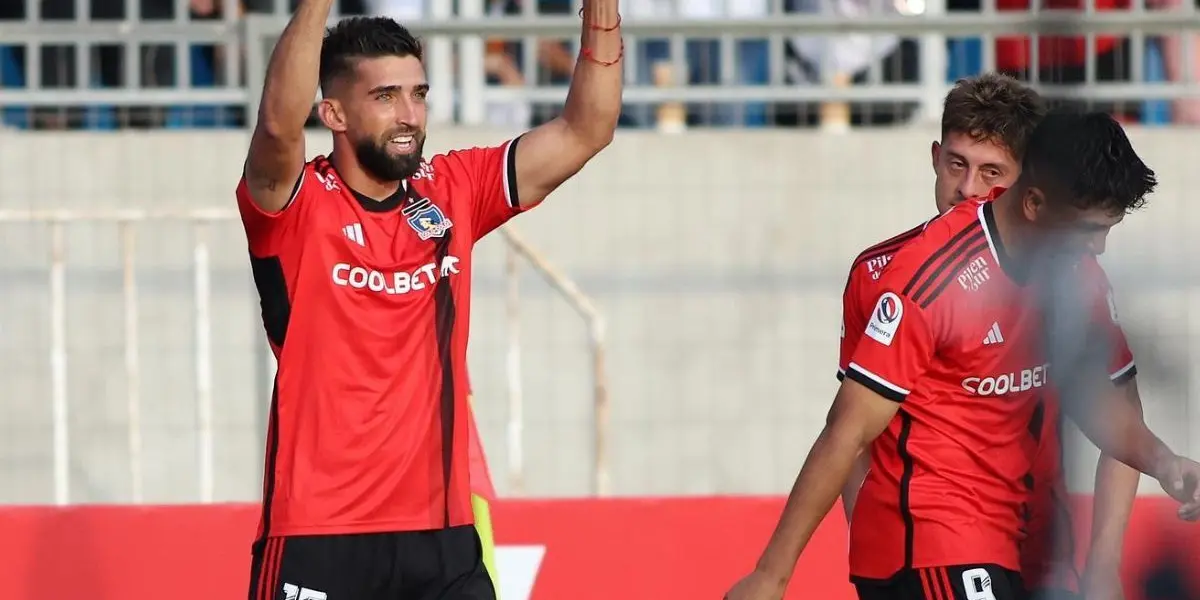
[838,74,1146,600]
[237,0,622,597]
[726,110,1200,600]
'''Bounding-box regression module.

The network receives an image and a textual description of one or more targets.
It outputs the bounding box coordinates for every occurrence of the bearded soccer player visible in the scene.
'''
[726,110,1200,600]
[236,0,621,596]
[838,74,1147,600]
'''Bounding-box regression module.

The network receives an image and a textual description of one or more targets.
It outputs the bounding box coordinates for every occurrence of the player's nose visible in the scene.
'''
[958,175,989,201]
[393,98,419,125]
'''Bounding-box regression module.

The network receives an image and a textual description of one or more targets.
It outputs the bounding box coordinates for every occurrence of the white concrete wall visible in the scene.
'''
[1,127,1197,503]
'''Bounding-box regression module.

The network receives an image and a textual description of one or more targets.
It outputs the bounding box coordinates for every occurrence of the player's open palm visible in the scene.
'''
[1157,455,1200,521]
[724,571,786,600]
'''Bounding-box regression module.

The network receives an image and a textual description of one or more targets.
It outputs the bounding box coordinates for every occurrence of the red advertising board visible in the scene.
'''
[0,496,1195,600]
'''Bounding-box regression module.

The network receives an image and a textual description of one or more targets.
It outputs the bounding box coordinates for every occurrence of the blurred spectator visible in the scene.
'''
[626,0,771,131]
[0,0,247,129]
[1152,0,1200,124]
[777,0,919,128]
[364,0,422,20]
[785,0,902,130]
[479,0,576,128]
[365,0,574,128]
[994,0,1130,119]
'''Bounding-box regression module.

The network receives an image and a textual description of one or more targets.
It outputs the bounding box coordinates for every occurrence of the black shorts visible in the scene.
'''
[248,525,494,600]
[1029,589,1082,600]
[856,565,1028,600]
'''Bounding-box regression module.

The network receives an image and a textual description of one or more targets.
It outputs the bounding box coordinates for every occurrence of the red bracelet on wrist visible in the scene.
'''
[577,6,622,32]
[580,42,624,66]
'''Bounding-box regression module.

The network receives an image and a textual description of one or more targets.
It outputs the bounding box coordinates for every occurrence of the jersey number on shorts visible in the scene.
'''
[283,583,328,600]
[961,568,998,600]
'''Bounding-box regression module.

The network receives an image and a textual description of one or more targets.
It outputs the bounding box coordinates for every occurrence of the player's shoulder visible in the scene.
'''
[889,201,984,264]
[874,201,988,300]
[847,219,930,287]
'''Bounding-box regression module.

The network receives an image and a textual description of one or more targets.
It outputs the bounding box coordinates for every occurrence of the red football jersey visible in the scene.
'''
[837,219,929,382]
[236,139,525,538]
[842,199,1126,580]
[1021,261,1136,593]
[839,211,1138,588]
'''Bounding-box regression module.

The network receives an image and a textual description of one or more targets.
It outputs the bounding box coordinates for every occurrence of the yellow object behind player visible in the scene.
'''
[468,394,501,597]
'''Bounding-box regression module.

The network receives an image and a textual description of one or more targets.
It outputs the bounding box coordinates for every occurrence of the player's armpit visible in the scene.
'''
[752,379,899,584]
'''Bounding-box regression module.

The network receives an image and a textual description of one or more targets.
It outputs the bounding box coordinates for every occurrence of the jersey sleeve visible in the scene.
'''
[1087,264,1137,384]
[235,164,311,257]
[441,137,526,241]
[837,266,870,382]
[844,288,938,403]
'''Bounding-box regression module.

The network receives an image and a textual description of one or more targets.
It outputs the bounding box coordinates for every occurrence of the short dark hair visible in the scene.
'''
[1020,108,1157,214]
[319,17,423,93]
[941,72,1045,161]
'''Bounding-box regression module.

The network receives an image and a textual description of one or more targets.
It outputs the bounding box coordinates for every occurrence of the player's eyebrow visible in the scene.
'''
[367,83,430,96]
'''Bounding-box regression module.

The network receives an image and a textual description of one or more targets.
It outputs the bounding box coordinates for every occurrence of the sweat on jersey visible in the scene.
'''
[837,198,1135,583]
[236,138,525,539]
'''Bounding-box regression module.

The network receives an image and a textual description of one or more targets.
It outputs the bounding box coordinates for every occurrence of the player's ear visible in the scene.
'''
[318,98,348,133]
[1021,186,1047,222]
[930,141,941,172]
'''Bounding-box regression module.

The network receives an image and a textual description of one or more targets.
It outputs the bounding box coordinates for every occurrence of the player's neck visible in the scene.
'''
[329,148,406,201]
[989,191,1035,265]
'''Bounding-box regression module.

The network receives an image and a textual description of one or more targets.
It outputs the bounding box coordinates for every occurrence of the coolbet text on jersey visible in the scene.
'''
[838,198,1135,585]
[236,138,524,540]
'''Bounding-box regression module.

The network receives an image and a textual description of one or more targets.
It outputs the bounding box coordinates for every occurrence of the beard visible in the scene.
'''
[354,131,425,182]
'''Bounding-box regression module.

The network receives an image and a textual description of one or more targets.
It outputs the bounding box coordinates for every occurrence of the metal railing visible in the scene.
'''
[499,226,609,496]
[0,208,608,502]
[1,1,1198,125]
[0,207,231,504]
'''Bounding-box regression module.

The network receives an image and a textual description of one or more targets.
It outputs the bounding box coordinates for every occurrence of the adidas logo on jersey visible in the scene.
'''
[343,223,365,247]
[982,322,1004,345]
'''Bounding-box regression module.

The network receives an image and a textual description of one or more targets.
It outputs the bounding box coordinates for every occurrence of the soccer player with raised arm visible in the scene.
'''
[236,0,621,597]
[838,74,1147,600]
[726,110,1200,600]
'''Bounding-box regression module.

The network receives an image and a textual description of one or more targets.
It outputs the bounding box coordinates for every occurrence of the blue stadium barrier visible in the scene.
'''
[0,44,236,130]
[1142,38,1170,125]
[947,38,984,81]
[164,45,237,129]
[1,46,27,128]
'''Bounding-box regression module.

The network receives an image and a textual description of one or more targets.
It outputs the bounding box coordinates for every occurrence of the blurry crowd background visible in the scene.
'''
[2,0,1198,132]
